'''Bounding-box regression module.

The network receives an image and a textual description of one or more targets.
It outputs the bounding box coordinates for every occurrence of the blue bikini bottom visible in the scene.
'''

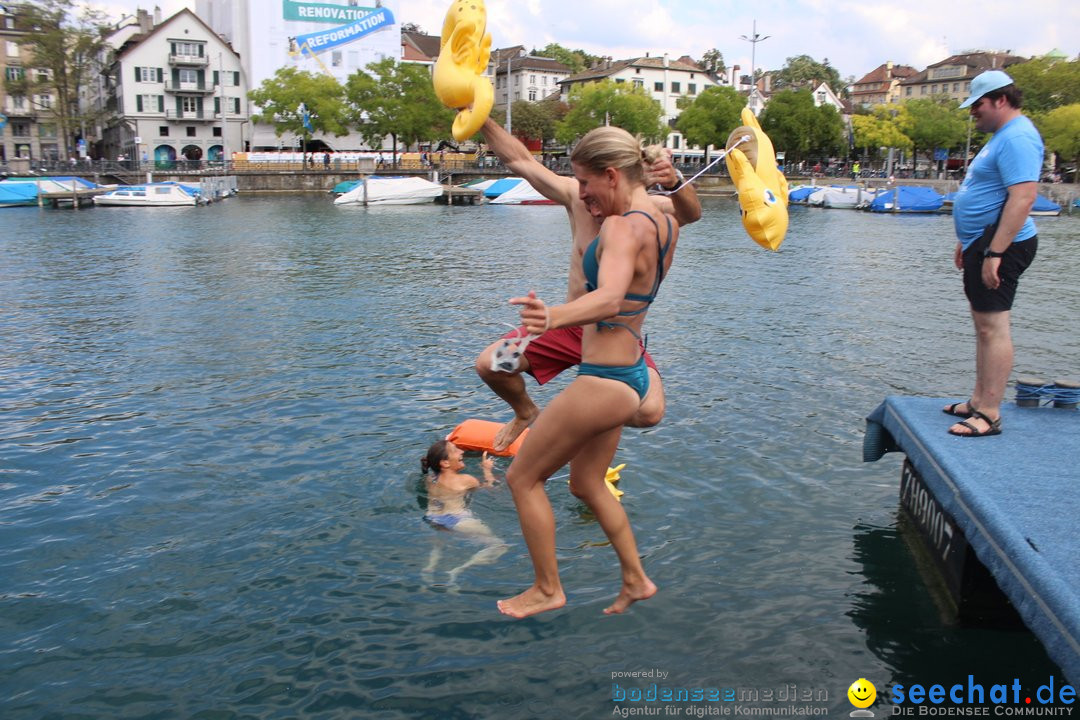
[578,357,649,400]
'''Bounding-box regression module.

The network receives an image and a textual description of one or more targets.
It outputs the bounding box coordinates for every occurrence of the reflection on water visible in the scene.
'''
[1,196,1077,717]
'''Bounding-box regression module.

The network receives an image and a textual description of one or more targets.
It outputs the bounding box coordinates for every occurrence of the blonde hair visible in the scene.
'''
[570,126,656,186]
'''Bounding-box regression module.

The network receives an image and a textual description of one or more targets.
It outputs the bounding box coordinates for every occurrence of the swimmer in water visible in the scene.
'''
[420,440,507,585]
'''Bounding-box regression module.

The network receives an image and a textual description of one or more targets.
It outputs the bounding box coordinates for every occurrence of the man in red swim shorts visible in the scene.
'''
[474,119,702,451]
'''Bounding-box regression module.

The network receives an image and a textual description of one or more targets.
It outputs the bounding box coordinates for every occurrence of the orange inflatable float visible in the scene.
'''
[446,418,528,457]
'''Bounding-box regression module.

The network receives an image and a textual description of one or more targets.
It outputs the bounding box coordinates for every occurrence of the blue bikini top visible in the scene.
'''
[583,210,673,321]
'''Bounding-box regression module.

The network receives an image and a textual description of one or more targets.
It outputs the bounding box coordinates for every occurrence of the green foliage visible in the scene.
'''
[1007,57,1080,113]
[700,49,727,76]
[757,89,843,162]
[532,44,600,74]
[555,80,665,145]
[851,113,913,155]
[772,55,844,96]
[1036,103,1080,164]
[248,66,348,138]
[674,85,743,150]
[343,57,454,147]
[505,99,563,143]
[8,0,110,156]
[901,98,968,159]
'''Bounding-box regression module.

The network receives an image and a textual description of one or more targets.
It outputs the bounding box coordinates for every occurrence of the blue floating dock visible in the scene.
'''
[865,396,1080,683]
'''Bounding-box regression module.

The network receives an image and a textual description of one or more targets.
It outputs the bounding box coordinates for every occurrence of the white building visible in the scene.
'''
[491,46,572,106]
[558,54,719,155]
[103,8,249,167]
[196,0,401,150]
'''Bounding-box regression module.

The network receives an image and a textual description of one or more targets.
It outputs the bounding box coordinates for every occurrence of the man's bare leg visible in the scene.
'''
[476,340,541,450]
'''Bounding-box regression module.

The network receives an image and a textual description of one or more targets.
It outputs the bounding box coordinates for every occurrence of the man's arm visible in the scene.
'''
[981,181,1037,289]
[480,118,577,206]
[644,152,702,227]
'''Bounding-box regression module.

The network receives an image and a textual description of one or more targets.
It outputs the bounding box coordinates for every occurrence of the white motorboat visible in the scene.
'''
[93,182,203,207]
[333,176,444,205]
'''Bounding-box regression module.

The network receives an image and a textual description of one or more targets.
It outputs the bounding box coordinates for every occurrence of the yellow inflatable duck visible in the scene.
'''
[724,107,789,251]
[569,463,626,501]
[433,0,494,142]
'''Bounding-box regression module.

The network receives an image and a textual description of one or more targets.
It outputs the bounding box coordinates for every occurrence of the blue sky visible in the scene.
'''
[94,0,1079,82]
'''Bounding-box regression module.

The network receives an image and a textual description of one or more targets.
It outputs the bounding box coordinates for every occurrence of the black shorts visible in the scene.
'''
[962,236,1037,313]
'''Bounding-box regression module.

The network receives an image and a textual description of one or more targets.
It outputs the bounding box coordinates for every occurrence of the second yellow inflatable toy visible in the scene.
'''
[433,0,494,142]
[724,108,789,251]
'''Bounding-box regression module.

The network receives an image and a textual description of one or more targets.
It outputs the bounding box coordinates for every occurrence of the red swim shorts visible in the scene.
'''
[501,325,658,385]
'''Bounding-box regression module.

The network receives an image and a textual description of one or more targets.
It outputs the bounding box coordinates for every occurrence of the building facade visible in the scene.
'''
[559,54,718,155]
[849,61,917,108]
[492,47,571,106]
[1,4,59,168]
[102,8,249,167]
[898,52,1025,103]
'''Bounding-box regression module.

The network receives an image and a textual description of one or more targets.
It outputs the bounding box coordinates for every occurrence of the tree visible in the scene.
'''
[555,80,665,144]
[344,57,454,155]
[248,66,349,145]
[4,0,110,158]
[808,104,847,158]
[757,89,822,163]
[772,55,844,96]
[1037,103,1080,172]
[533,43,600,74]
[1006,57,1080,114]
[506,98,562,145]
[851,113,913,159]
[901,98,967,163]
[674,85,742,157]
[700,48,727,77]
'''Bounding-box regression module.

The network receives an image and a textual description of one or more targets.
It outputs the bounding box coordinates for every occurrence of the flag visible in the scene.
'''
[299,103,314,133]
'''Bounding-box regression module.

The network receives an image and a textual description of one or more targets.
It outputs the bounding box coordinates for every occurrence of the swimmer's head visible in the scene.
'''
[421,440,464,476]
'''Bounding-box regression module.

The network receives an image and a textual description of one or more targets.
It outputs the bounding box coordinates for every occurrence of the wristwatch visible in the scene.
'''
[663,169,685,192]
[983,247,1006,259]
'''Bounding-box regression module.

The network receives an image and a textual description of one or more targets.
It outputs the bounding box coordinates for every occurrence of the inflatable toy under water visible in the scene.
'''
[724,107,789,251]
[432,0,493,142]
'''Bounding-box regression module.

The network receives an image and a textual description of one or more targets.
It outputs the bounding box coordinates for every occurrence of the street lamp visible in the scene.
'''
[739,19,770,98]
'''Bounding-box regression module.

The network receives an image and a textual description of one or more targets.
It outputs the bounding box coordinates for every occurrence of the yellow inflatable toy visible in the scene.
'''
[569,463,625,501]
[724,107,789,251]
[433,0,494,142]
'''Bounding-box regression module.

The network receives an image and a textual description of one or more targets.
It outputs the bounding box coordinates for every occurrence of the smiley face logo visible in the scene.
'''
[848,678,877,709]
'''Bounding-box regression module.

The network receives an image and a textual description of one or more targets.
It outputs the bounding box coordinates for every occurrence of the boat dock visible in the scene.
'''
[36,187,107,208]
[438,185,483,205]
[864,396,1080,683]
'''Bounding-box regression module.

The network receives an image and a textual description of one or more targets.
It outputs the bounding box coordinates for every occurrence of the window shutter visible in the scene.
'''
[214,97,220,114]
[135,66,140,82]
[136,95,143,112]
[213,70,219,86]
[157,96,164,112]
[157,67,163,83]
[233,71,239,86]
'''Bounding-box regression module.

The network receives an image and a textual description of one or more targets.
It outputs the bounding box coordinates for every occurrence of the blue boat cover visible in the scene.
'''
[865,396,1080,683]
[788,186,818,203]
[868,186,944,213]
[483,177,521,198]
[1032,195,1061,213]
[0,183,39,204]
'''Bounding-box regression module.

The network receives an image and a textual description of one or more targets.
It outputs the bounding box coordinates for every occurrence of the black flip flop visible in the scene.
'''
[948,410,1002,437]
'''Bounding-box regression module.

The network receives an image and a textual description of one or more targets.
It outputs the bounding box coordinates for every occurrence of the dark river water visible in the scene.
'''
[1,195,1077,718]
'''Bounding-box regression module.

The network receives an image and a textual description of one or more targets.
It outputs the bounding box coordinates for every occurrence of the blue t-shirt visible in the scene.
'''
[953,115,1043,250]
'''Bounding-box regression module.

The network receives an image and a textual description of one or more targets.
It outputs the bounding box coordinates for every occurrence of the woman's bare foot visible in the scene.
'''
[497,584,566,619]
[493,410,539,452]
[603,577,657,615]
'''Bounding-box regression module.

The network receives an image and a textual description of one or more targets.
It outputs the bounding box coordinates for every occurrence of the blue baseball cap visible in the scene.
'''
[959,70,1014,108]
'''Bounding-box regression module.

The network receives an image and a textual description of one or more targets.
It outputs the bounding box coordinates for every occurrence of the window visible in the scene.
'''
[953,82,960,92]
[179,68,198,84]
[920,86,927,95]
[542,76,547,86]
[688,83,696,95]
[528,89,536,101]
[39,123,57,138]
[11,120,30,137]
[632,78,643,88]
[213,127,222,137]
[11,94,25,109]
[5,66,24,81]
[187,126,197,137]
[159,126,170,136]
[173,41,203,57]
[931,84,938,93]
[137,66,159,82]
[654,81,663,92]
[530,74,536,84]
[37,93,52,109]
[232,97,240,114]
[671,81,680,93]
[36,69,49,82]
[332,51,342,67]
[181,96,199,113]
[818,92,825,104]
[906,87,912,96]
[6,40,18,56]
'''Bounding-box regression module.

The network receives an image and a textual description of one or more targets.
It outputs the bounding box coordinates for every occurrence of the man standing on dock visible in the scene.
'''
[474,118,702,451]
[946,70,1042,438]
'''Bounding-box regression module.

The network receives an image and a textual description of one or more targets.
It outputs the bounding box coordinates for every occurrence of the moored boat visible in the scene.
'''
[333,176,444,205]
[93,181,203,207]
